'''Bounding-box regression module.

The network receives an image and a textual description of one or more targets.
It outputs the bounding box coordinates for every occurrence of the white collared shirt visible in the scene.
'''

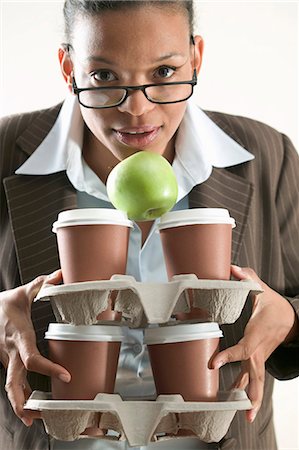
[16,95,253,450]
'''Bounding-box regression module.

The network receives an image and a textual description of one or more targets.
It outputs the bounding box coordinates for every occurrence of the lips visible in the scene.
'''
[113,126,161,148]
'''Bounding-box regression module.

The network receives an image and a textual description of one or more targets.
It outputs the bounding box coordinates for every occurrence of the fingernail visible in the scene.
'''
[214,360,225,370]
[58,373,71,383]
[232,265,243,272]
[22,417,32,427]
[248,408,257,423]
[48,270,60,280]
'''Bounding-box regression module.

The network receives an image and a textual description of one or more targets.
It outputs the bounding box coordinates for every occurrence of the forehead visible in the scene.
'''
[70,6,190,63]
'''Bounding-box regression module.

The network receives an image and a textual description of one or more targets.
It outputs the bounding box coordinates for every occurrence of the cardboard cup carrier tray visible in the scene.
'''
[25,390,251,446]
[26,274,262,445]
[34,274,262,327]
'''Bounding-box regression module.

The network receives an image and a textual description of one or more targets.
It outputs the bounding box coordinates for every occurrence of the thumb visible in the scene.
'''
[231,265,262,283]
[211,342,249,369]
[46,269,63,284]
[25,269,62,302]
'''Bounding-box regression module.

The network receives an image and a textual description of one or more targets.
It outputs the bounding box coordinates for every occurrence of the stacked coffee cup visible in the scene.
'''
[145,208,236,402]
[48,209,133,400]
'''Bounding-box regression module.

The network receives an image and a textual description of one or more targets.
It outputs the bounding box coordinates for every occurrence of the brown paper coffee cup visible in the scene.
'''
[158,208,235,279]
[145,323,223,401]
[158,208,236,319]
[53,208,133,320]
[45,324,124,400]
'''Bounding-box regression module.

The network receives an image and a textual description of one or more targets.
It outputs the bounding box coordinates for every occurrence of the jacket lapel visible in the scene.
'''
[16,104,62,158]
[3,103,77,284]
[4,173,77,284]
[189,167,253,263]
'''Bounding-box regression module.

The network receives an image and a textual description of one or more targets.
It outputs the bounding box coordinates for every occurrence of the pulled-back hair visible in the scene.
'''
[63,0,194,42]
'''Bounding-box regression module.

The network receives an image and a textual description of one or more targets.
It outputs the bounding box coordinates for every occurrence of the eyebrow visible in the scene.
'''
[85,52,186,64]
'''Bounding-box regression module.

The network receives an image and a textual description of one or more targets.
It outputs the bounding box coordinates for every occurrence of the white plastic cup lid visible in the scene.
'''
[144,322,223,345]
[45,323,125,342]
[158,208,236,230]
[52,208,133,233]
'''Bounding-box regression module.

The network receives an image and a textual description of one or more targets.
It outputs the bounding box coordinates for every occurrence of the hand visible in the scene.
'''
[0,270,71,427]
[211,265,299,423]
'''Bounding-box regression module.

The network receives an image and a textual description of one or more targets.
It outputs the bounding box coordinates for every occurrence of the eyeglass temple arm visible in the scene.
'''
[190,35,197,81]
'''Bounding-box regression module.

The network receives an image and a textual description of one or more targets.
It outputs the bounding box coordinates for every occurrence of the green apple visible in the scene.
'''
[106,151,178,221]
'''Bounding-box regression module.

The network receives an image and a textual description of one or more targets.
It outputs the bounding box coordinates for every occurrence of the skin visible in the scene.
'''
[59,7,203,181]
[0,4,298,428]
[0,270,71,426]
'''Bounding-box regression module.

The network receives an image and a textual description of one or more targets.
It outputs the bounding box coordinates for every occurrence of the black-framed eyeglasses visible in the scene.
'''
[72,71,197,109]
[70,36,197,109]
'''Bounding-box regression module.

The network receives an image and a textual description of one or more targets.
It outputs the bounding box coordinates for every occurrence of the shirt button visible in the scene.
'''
[133,344,143,354]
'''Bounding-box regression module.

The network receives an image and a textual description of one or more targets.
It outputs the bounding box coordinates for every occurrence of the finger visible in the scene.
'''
[231,265,258,281]
[46,269,63,285]
[20,349,71,382]
[5,353,31,426]
[23,379,33,403]
[245,359,265,423]
[16,329,70,381]
[24,270,63,303]
[231,369,249,390]
[211,341,254,369]
[22,408,42,424]
[22,380,42,423]
[24,276,49,303]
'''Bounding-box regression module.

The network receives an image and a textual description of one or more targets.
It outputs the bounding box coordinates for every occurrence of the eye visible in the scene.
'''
[91,70,117,82]
[154,66,176,79]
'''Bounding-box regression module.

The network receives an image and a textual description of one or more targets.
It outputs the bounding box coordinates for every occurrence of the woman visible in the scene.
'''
[0,1,298,449]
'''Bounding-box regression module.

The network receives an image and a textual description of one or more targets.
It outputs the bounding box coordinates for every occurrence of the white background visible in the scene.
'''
[0,1,298,449]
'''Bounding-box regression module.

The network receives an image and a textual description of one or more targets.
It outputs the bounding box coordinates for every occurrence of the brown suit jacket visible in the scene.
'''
[1,104,298,450]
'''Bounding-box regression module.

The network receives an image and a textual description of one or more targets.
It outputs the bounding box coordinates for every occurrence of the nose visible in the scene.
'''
[117,89,155,116]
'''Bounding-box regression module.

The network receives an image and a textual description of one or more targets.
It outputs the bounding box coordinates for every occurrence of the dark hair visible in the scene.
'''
[63,0,194,43]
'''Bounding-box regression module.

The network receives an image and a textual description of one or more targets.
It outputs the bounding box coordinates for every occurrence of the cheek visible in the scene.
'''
[80,108,111,140]
[163,104,187,133]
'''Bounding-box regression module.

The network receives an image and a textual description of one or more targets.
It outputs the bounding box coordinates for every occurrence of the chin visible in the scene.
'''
[113,147,138,161]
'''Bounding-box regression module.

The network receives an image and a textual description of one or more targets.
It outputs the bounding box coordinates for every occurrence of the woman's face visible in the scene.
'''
[61,6,203,162]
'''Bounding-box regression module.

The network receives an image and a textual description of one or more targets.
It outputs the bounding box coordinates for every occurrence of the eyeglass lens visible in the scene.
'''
[78,83,193,108]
